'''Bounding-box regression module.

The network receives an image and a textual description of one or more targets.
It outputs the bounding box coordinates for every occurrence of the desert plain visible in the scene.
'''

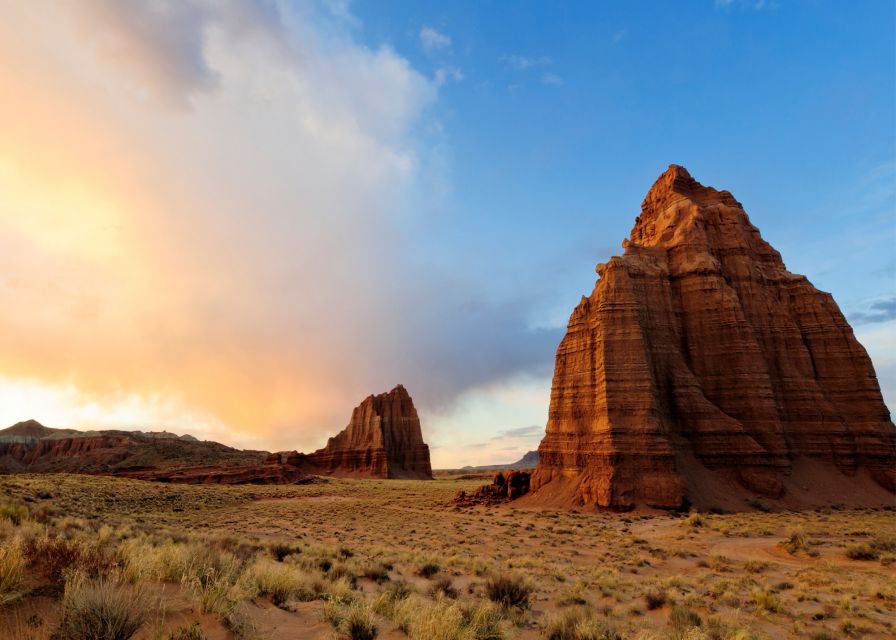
[1,473,894,640]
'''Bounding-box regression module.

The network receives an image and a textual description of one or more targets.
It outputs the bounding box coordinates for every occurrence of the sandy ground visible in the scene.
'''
[0,473,894,639]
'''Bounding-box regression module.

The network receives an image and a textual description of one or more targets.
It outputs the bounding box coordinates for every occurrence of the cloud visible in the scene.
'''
[849,297,896,325]
[496,425,543,439]
[0,1,557,454]
[434,66,464,86]
[501,54,551,70]
[541,72,563,86]
[420,26,451,54]
[715,0,779,10]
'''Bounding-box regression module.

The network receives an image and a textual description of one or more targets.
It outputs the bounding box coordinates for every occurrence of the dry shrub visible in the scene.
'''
[27,536,115,583]
[485,573,533,609]
[418,562,441,578]
[57,573,146,640]
[430,575,459,599]
[845,543,879,561]
[644,588,667,610]
[541,607,621,640]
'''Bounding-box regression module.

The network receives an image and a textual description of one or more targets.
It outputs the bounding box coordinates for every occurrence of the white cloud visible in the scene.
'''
[420,26,451,54]
[0,0,556,455]
[541,72,563,86]
[501,54,551,70]
[434,66,464,86]
[856,319,896,414]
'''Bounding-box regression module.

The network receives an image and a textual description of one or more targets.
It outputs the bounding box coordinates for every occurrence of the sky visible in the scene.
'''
[0,0,893,468]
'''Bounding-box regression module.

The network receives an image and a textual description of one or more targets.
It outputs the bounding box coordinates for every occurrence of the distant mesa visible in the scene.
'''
[526,165,896,511]
[0,384,433,483]
[459,450,539,472]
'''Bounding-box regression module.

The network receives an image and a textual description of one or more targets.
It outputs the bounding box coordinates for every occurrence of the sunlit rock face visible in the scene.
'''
[531,165,896,510]
[309,385,433,479]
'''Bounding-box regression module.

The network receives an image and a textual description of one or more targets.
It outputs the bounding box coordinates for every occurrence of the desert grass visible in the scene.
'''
[57,572,146,640]
[0,474,893,639]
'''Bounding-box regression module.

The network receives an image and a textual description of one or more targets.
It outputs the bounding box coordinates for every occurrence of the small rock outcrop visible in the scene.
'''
[530,165,896,510]
[455,470,531,506]
[308,385,433,479]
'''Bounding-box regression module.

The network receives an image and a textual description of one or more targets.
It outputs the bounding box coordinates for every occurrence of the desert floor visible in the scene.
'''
[0,474,894,640]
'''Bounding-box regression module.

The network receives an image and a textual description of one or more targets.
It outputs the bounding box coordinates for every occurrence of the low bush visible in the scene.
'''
[429,575,459,599]
[418,562,441,578]
[644,588,667,610]
[845,543,880,561]
[485,573,533,610]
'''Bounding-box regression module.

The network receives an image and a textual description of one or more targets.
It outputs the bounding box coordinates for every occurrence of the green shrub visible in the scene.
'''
[418,562,441,578]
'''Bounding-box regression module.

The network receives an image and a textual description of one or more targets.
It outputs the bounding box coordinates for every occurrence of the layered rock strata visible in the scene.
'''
[308,385,433,479]
[531,165,896,509]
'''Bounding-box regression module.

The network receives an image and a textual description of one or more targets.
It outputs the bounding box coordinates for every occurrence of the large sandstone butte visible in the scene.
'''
[308,385,432,479]
[530,165,896,510]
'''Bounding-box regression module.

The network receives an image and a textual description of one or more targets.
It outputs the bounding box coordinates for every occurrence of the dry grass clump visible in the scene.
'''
[246,556,321,606]
[393,595,502,640]
[781,528,809,555]
[325,601,378,640]
[0,502,28,526]
[168,622,207,640]
[57,572,146,640]
[555,581,589,607]
[749,588,784,614]
[430,575,459,599]
[541,607,621,640]
[0,539,25,606]
[484,573,533,609]
[372,579,414,617]
[667,605,702,640]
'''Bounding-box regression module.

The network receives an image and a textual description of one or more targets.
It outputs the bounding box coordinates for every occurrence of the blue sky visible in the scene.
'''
[360,0,896,463]
[0,1,893,467]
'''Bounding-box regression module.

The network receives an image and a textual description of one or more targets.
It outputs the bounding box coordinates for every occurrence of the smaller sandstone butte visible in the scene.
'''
[529,165,896,511]
[308,385,433,479]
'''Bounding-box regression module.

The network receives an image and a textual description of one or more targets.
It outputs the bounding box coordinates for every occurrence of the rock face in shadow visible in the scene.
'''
[455,470,531,506]
[308,385,433,479]
[530,165,896,510]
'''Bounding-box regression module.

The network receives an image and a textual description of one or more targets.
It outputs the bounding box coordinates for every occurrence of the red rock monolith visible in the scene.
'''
[530,165,896,510]
[308,385,432,479]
